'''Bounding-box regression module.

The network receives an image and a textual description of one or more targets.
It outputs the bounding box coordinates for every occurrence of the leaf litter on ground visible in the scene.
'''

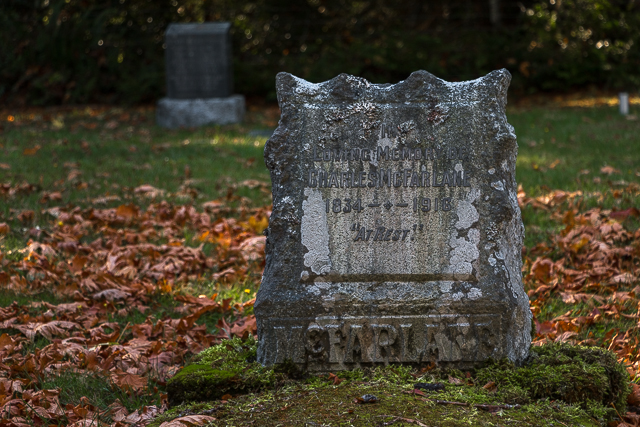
[0,104,639,426]
[0,194,268,425]
[1,184,638,425]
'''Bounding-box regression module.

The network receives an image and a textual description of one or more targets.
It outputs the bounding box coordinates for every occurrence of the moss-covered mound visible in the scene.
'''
[167,337,276,405]
[476,343,630,411]
[167,340,631,422]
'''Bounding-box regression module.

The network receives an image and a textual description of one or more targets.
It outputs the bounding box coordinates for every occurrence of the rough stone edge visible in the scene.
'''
[156,95,245,128]
[471,70,531,363]
[274,69,511,106]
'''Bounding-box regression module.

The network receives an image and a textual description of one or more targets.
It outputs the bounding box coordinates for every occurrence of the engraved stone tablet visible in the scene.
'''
[165,22,233,99]
[255,70,531,371]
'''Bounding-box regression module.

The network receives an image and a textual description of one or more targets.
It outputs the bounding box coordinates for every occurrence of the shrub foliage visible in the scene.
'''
[2,0,639,105]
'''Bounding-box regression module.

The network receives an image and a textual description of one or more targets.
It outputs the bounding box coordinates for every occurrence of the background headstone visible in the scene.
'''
[157,23,244,128]
[255,70,531,371]
[619,92,629,116]
[165,23,232,99]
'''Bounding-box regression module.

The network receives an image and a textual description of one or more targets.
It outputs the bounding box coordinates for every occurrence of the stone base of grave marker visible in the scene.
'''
[156,95,245,128]
[255,70,532,372]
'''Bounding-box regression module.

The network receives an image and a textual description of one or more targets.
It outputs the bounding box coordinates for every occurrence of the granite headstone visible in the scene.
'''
[255,70,531,371]
[156,23,244,128]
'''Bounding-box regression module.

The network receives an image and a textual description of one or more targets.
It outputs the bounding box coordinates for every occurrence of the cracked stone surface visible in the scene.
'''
[255,70,531,372]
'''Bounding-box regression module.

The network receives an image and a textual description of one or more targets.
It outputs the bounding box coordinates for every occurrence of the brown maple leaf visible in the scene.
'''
[328,373,343,386]
[69,254,89,273]
[112,372,147,392]
[15,321,79,340]
[229,315,257,339]
[17,210,35,223]
[482,381,498,393]
[0,333,18,352]
[600,165,620,175]
[238,236,266,262]
[116,204,138,219]
[92,289,129,302]
[530,258,554,282]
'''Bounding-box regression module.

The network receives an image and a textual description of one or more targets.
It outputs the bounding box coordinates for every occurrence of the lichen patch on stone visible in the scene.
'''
[491,181,505,191]
[455,188,480,230]
[448,228,480,278]
[301,188,332,275]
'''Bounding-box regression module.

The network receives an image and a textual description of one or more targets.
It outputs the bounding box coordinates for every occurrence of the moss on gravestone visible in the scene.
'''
[166,336,277,406]
[475,343,630,417]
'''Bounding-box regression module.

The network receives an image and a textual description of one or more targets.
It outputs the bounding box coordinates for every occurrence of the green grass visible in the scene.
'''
[0,110,271,231]
[38,369,164,416]
[510,105,640,195]
[0,288,69,308]
[508,105,640,248]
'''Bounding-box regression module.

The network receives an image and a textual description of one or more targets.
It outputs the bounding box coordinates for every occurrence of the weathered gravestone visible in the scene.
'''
[156,23,244,128]
[255,70,531,371]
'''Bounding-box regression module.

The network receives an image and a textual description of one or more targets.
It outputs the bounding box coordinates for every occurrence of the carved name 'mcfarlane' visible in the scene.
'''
[259,315,502,369]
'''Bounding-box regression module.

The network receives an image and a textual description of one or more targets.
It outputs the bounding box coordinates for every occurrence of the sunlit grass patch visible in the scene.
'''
[509,104,640,198]
[0,109,272,226]
[0,233,30,262]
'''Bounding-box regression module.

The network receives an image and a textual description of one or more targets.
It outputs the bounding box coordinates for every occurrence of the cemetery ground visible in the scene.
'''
[0,98,640,426]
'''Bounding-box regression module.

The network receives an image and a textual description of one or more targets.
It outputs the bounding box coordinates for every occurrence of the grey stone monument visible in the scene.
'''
[156,23,244,128]
[255,70,531,371]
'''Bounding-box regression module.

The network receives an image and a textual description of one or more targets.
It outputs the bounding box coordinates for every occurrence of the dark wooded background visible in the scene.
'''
[2,0,638,105]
